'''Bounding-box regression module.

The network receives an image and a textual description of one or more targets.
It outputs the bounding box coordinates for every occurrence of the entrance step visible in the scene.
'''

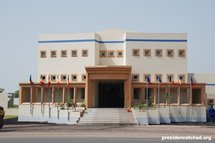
[78,108,136,125]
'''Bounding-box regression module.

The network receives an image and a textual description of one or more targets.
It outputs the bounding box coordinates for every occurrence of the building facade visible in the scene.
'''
[19,29,209,124]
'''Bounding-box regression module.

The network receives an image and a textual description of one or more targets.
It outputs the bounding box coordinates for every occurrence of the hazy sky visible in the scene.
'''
[0,0,215,92]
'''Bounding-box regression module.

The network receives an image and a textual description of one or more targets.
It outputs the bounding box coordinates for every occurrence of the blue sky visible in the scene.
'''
[0,0,215,92]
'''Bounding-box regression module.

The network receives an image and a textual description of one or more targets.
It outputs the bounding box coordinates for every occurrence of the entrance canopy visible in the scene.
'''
[85,66,132,108]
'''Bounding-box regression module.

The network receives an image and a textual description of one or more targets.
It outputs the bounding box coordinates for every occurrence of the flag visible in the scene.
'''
[29,75,33,84]
[190,76,194,86]
[146,75,151,84]
[168,76,172,83]
[40,76,44,86]
[48,75,51,87]
[67,75,70,86]
[168,76,174,84]
[158,76,162,83]
[178,76,182,85]
[57,75,60,86]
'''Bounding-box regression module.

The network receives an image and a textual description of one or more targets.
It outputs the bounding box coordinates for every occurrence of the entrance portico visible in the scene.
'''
[85,66,132,108]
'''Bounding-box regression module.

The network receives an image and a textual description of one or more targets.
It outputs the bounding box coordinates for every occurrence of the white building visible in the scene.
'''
[18,29,214,124]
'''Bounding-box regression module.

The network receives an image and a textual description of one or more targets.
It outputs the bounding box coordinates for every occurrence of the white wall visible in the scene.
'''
[38,30,188,83]
[96,30,125,65]
[125,32,187,82]
[38,33,97,82]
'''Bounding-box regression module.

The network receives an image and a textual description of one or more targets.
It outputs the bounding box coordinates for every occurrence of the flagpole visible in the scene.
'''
[29,75,33,116]
[146,83,148,109]
[158,82,160,109]
[40,86,43,115]
[168,82,171,106]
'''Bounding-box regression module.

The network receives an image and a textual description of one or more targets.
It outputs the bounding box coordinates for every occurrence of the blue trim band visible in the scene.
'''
[126,39,187,42]
[38,39,187,44]
[38,39,96,43]
[206,84,215,86]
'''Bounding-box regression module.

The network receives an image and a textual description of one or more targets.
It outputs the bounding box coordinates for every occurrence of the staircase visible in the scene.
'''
[78,108,136,125]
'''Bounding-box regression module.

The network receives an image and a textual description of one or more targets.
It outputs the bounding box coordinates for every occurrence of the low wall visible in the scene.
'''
[170,106,206,123]
[132,106,206,125]
[18,104,83,124]
[132,109,148,125]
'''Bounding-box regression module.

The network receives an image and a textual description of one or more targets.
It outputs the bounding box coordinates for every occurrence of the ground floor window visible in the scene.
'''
[192,89,201,104]
[21,87,30,103]
[133,88,141,100]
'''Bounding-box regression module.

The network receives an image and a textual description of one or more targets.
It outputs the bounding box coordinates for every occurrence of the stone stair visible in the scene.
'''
[78,108,136,125]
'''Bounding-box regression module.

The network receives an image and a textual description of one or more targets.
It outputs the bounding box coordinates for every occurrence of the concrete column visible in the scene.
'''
[201,87,206,106]
[51,87,55,103]
[124,79,131,108]
[153,88,157,104]
[177,87,181,105]
[30,86,33,104]
[19,86,23,104]
[62,87,66,103]
[73,86,77,104]
[41,87,44,103]
[189,86,192,105]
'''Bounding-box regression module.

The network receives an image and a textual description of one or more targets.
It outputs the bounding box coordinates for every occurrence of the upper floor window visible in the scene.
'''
[117,50,123,57]
[178,49,186,57]
[61,50,67,58]
[144,74,151,82]
[71,74,77,81]
[82,50,88,57]
[40,75,46,81]
[51,51,57,58]
[82,74,86,81]
[108,50,115,58]
[166,49,174,57]
[178,74,186,83]
[167,74,174,82]
[144,49,151,57]
[132,74,139,81]
[51,75,57,82]
[61,74,67,82]
[100,50,107,58]
[132,49,140,56]
[71,50,77,57]
[155,74,162,82]
[40,51,46,58]
[155,49,162,57]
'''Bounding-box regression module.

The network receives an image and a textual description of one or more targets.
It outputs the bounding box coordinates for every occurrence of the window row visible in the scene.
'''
[99,50,123,58]
[40,74,86,82]
[132,49,186,58]
[132,74,186,83]
[40,49,88,58]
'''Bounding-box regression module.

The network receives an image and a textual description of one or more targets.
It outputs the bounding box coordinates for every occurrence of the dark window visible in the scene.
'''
[134,88,141,100]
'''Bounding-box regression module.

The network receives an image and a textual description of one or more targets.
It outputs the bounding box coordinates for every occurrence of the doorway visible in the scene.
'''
[98,81,124,108]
